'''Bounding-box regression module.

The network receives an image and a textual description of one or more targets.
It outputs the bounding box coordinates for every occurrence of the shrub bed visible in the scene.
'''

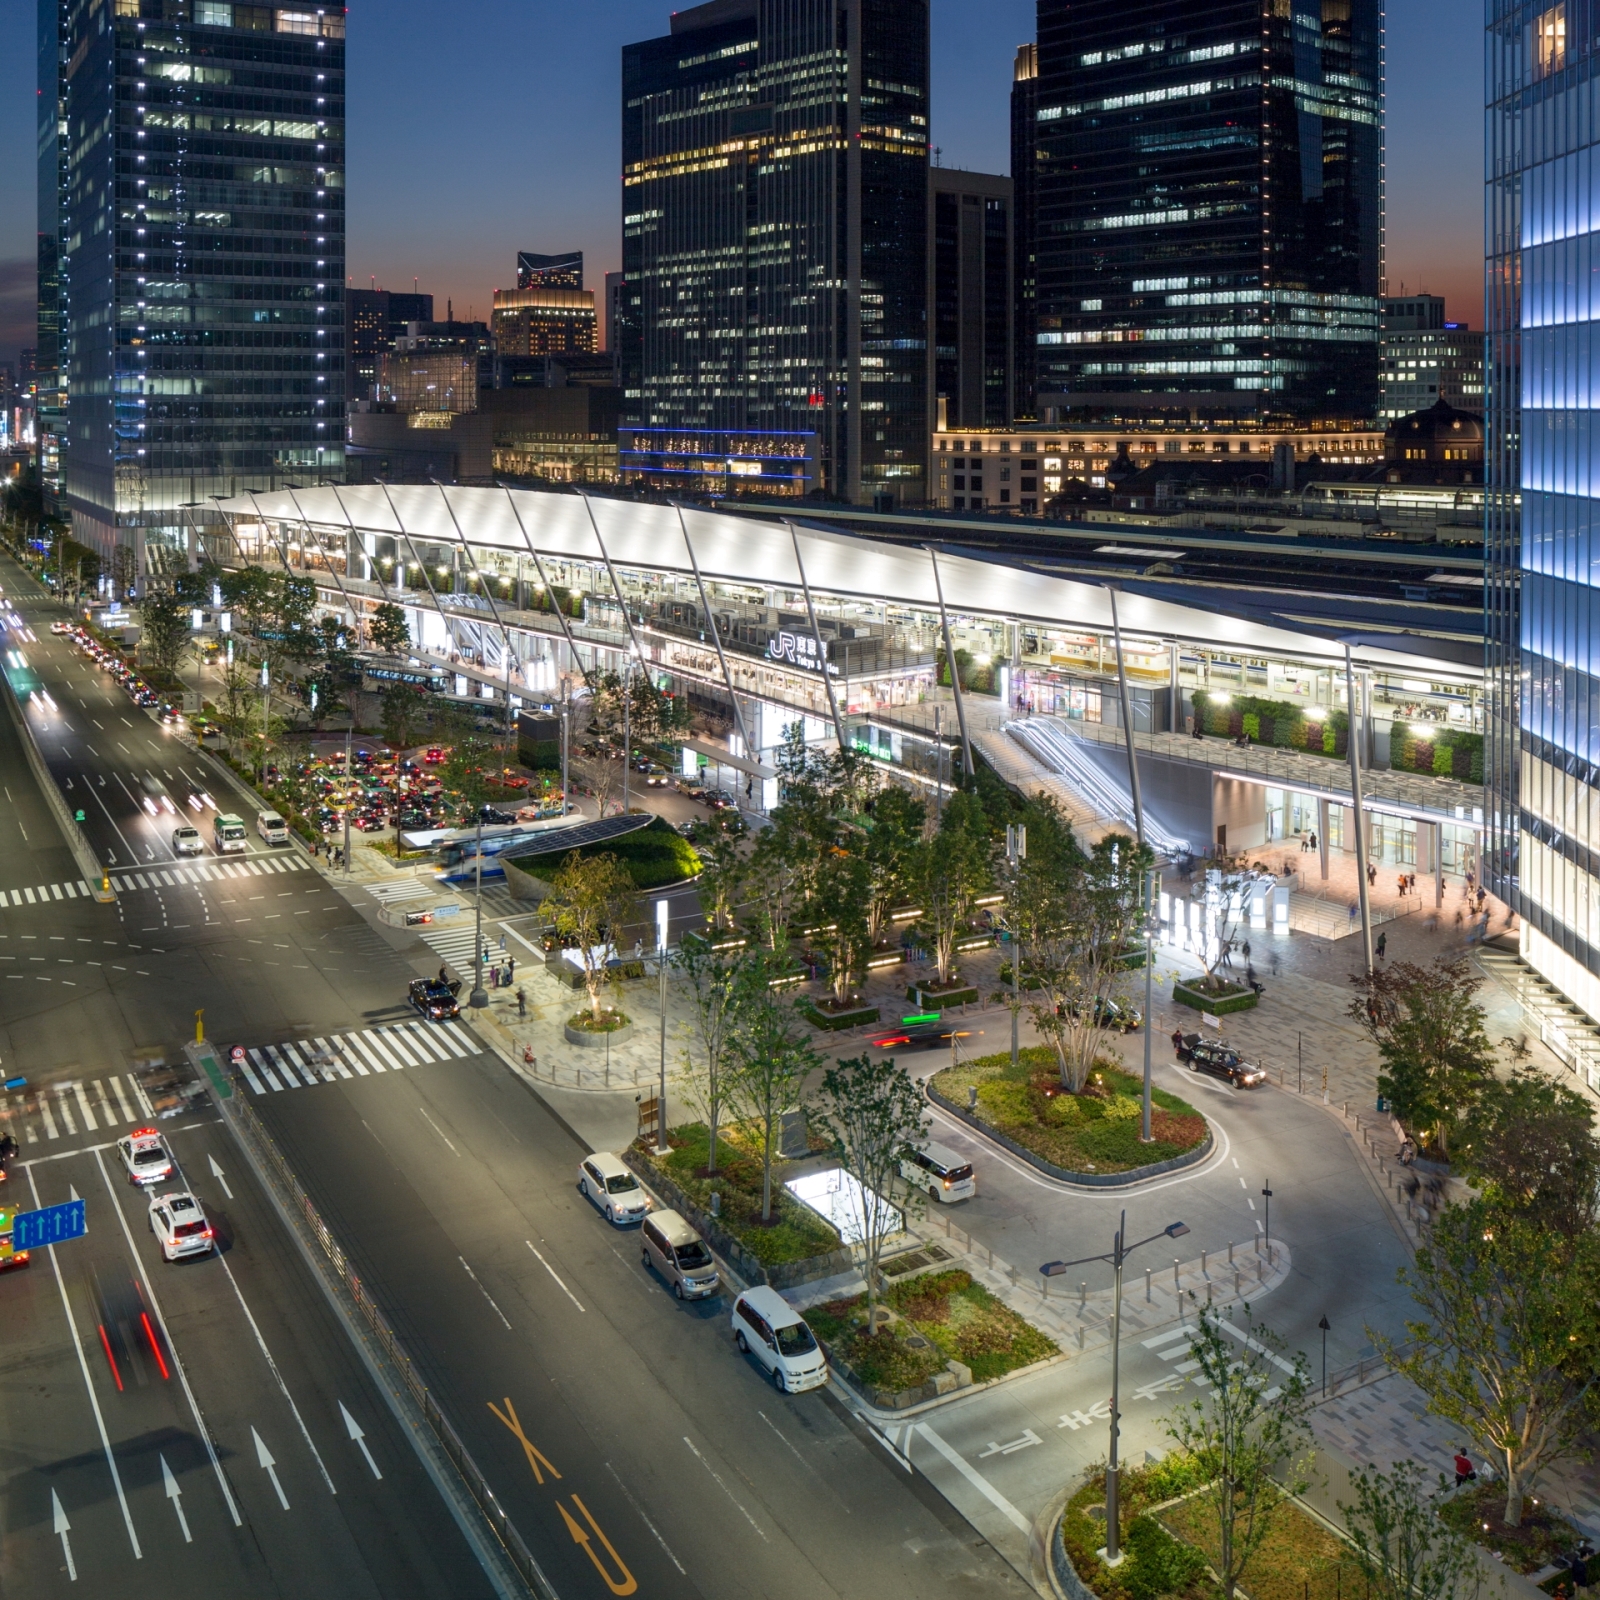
[1388,722,1484,784]
[799,1000,880,1032]
[1192,691,1347,758]
[931,1048,1206,1174]
[1058,1456,1214,1600]
[1438,1482,1579,1574]
[1160,1487,1357,1600]
[635,1122,841,1268]
[805,1268,1057,1392]
[1171,979,1258,1015]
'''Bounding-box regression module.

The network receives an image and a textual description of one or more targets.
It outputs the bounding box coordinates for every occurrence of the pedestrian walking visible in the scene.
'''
[1241,939,1251,961]
[1454,907,1464,931]
[516,986,526,1019]
[1453,1450,1478,1489]
[505,955,516,983]
[1367,863,1377,888]
[1376,930,1388,959]
[1171,1026,1185,1054]
[1309,830,1318,851]
[1397,875,1406,899]
[1300,835,1309,853]
[488,962,501,988]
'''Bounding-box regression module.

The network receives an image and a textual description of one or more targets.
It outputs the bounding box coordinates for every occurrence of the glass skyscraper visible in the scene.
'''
[1487,0,1600,1038]
[621,0,929,505]
[49,0,345,582]
[1029,0,1383,423]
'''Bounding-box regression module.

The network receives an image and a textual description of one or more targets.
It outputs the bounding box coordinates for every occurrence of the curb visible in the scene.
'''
[925,1080,1217,1189]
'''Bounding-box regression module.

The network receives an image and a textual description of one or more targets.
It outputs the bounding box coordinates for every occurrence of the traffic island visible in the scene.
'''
[1172,977,1258,1014]
[803,1268,1057,1411]
[928,1048,1211,1185]
[623,1123,855,1290]
[563,1010,633,1048]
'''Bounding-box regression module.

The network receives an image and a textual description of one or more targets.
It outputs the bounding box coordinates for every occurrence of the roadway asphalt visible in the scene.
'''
[0,557,1033,1600]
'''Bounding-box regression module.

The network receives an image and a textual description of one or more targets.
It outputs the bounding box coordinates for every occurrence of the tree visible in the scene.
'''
[726,953,823,1220]
[1349,955,1494,1157]
[1456,1066,1600,1237]
[380,682,427,749]
[543,852,639,1023]
[673,934,749,1175]
[1374,1194,1600,1527]
[1163,1303,1314,1600]
[1192,869,1251,990]
[862,784,925,941]
[1337,1459,1485,1600]
[139,589,193,677]
[810,848,872,1006]
[812,1053,926,1330]
[215,655,260,743]
[693,828,746,935]
[368,601,411,655]
[910,790,993,987]
[439,734,497,823]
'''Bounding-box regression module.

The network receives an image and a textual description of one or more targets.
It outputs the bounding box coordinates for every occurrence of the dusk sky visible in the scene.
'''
[0,0,1481,368]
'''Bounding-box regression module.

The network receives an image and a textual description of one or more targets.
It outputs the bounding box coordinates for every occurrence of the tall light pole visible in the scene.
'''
[1141,867,1157,1142]
[1043,1216,1190,1567]
[560,687,570,817]
[258,658,270,786]
[1318,1313,1330,1397]
[1261,1178,1273,1251]
[655,896,670,1156]
[1005,824,1026,1069]
[622,654,631,817]
[343,714,353,874]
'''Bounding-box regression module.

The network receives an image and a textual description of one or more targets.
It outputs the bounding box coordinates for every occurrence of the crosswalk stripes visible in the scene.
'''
[0,1071,156,1147]
[0,853,313,909]
[416,922,484,972]
[237,1020,479,1094]
[365,880,432,904]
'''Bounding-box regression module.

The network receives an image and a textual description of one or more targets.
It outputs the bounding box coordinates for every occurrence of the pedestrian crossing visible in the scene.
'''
[363,879,521,975]
[0,1071,158,1146]
[234,1020,481,1094]
[0,853,311,910]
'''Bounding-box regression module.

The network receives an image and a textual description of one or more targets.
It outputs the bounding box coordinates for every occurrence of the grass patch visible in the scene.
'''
[1161,1487,1356,1600]
[637,1121,840,1267]
[1060,1457,1215,1599]
[1438,1481,1580,1574]
[932,1047,1207,1174]
[587,816,701,889]
[804,1268,1058,1393]
[567,1009,630,1033]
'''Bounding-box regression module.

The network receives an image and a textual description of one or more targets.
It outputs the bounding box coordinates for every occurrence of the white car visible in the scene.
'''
[899,1141,977,1204]
[577,1152,650,1225]
[118,1128,174,1187]
[172,824,204,856]
[149,1191,214,1261]
[731,1286,829,1393]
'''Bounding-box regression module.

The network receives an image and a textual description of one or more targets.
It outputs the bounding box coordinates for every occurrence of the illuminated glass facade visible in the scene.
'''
[55,0,345,580]
[1487,0,1600,1032]
[1032,0,1382,423]
[621,0,929,505]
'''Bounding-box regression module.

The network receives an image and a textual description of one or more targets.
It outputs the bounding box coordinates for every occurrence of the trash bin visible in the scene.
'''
[1376,1095,1389,1113]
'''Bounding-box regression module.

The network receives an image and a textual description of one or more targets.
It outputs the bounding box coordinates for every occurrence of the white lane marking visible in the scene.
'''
[683,1436,769,1541]
[30,1162,141,1559]
[1142,1326,1191,1349]
[977,1429,1041,1458]
[433,1021,476,1058]
[526,1241,585,1312]
[130,1074,155,1118]
[208,1154,234,1199]
[398,1021,453,1063]
[418,1106,460,1156]
[248,1048,284,1092]
[339,1402,382,1480]
[459,1256,512,1331]
[913,1422,1032,1533]
[39,1096,58,1139]
[311,1038,353,1080]
[160,1455,192,1543]
[72,1083,98,1132]
[236,1051,267,1095]
[342,1032,389,1074]
[108,1075,135,1124]
[55,1092,76,1136]
[50,883,63,900]
[252,1428,291,1510]
[51,1489,77,1579]
[93,1151,245,1526]
[372,1029,425,1069]
[605,1460,684,1574]
[329,1036,367,1076]
[1217,1317,1300,1375]
[359,1030,409,1074]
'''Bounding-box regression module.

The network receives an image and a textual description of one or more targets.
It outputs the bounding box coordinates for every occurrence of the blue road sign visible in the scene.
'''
[13,1199,87,1250]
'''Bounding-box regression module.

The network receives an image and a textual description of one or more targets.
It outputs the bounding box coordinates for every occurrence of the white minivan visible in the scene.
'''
[731,1286,828,1393]
[641,1209,719,1299]
[257,810,290,846]
[899,1140,977,1204]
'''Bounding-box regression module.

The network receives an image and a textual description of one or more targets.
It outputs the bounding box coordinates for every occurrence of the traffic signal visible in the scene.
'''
[74,809,85,822]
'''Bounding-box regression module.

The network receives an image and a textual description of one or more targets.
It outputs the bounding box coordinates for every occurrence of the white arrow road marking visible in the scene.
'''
[51,1490,76,1581]
[913,1423,1031,1532]
[160,1456,192,1543]
[252,1428,290,1511]
[206,1154,233,1200]
[977,1429,1041,1458]
[339,1403,382,1480]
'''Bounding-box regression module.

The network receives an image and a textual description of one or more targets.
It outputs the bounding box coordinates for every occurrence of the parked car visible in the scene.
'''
[731,1286,828,1393]
[577,1152,649,1225]
[1060,995,1143,1033]
[1173,1033,1266,1088]
[641,1209,719,1299]
[899,1142,976,1204]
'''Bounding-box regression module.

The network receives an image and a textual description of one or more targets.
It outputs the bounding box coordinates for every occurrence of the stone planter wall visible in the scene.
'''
[1051,1513,1104,1600]
[564,1019,635,1048]
[822,1345,974,1410]
[1172,980,1258,1015]
[906,983,979,1009]
[801,1002,880,1032]
[619,1148,856,1291]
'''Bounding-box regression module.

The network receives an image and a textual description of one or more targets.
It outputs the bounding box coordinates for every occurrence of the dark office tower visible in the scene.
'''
[929,168,1012,433]
[1032,0,1382,424]
[516,252,584,291]
[348,288,434,401]
[36,0,68,511]
[52,0,345,581]
[1010,43,1038,421]
[622,0,929,506]
[604,271,626,355]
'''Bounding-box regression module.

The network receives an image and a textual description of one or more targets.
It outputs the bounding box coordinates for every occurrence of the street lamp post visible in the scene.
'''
[1318,1314,1330,1397]
[1262,1179,1273,1251]
[1005,824,1026,1070]
[1043,1216,1190,1566]
[258,659,270,787]
[1141,868,1157,1142]
[468,806,488,1010]
[655,897,670,1157]
[560,690,570,817]
[343,716,352,874]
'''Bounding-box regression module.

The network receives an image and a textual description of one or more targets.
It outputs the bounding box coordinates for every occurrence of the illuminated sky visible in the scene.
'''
[0,0,1482,368]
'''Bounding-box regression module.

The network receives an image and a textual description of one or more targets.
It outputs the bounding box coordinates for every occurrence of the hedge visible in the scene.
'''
[1192,691,1347,757]
[1389,722,1483,784]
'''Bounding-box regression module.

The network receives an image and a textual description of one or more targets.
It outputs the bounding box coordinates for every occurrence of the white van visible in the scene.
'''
[213,813,247,854]
[731,1286,828,1393]
[641,1210,719,1300]
[899,1140,976,1204]
[256,810,290,846]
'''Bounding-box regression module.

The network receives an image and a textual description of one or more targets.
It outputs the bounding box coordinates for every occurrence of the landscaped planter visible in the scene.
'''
[1172,979,1258,1015]
[564,1017,634,1048]
[800,1001,880,1032]
[906,982,979,1009]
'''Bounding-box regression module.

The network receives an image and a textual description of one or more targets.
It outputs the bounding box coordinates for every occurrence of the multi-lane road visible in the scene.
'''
[0,558,1036,1597]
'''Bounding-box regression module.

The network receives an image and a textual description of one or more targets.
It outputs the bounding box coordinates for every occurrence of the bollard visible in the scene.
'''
[1079,1280,1087,1310]
[1234,1268,1241,1297]
[1145,1267,1152,1302]
[1077,1325,1084,1350]
[1206,1282,1213,1304]
[1201,1248,1208,1278]
[1173,1257,1180,1291]
[1228,1240,1235,1263]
